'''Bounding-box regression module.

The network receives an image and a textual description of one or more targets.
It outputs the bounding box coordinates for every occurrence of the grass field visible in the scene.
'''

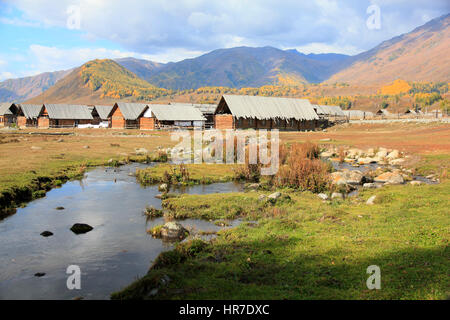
[1,123,449,300]
[113,181,450,300]
[0,128,174,213]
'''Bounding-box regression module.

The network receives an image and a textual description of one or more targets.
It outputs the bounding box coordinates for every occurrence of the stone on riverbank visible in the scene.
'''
[366,195,377,205]
[318,193,329,200]
[160,222,189,240]
[158,183,168,192]
[374,172,404,185]
[331,192,343,200]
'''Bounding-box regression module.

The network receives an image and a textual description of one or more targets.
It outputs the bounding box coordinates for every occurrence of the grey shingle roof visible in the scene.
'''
[314,105,345,117]
[170,102,217,115]
[115,103,148,120]
[44,104,93,120]
[219,95,318,121]
[0,103,14,116]
[343,110,374,118]
[93,105,114,120]
[144,104,206,121]
[18,104,43,119]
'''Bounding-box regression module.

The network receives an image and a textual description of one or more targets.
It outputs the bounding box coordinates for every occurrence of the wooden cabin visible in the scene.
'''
[214,95,319,131]
[91,105,114,127]
[16,104,44,128]
[0,103,18,127]
[37,104,93,128]
[141,104,206,130]
[110,103,149,129]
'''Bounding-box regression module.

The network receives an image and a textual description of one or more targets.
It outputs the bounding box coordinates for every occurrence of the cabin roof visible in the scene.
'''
[313,105,345,117]
[217,95,318,121]
[144,104,206,121]
[44,104,94,120]
[17,104,43,119]
[115,103,148,120]
[93,105,114,120]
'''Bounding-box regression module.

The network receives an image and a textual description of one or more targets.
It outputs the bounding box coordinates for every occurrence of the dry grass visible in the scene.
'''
[273,142,331,193]
[0,128,174,192]
[278,122,450,155]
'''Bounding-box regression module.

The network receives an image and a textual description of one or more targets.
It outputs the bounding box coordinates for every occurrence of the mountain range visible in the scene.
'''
[2,13,449,103]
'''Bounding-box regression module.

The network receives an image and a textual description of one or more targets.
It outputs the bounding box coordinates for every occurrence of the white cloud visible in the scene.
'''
[15,45,205,77]
[292,43,360,55]
[6,0,448,57]
[0,71,15,81]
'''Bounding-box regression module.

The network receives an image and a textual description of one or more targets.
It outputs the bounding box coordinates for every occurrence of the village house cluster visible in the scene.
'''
[0,95,365,131]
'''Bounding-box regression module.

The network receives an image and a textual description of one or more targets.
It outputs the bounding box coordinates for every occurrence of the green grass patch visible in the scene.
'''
[113,181,450,300]
[136,163,237,185]
[413,153,450,177]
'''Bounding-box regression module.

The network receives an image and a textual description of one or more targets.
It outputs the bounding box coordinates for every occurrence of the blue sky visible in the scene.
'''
[0,0,449,80]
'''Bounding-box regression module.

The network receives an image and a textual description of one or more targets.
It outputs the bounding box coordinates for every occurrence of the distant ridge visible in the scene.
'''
[328,13,450,84]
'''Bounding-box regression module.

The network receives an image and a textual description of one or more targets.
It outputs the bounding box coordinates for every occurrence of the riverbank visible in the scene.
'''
[0,130,174,217]
[112,180,450,300]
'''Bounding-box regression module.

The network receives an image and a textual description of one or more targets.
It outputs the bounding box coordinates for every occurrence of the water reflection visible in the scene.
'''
[0,163,243,300]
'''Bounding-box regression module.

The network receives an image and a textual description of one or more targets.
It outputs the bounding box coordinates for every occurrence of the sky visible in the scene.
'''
[0,0,449,81]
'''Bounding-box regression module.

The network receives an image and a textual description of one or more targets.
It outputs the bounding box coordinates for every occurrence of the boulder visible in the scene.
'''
[135,147,148,155]
[70,223,94,235]
[366,148,375,157]
[258,194,267,201]
[374,172,404,185]
[331,170,364,185]
[318,193,329,200]
[331,192,343,200]
[358,157,377,165]
[246,183,260,190]
[346,148,362,159]
[320,151,334,158]
[330,172,347,185]
[375,149,388,158]
[346,170,364,185]
[158,183,168,192]
[31,146,42,150]
[160,222,189,240]
[386,150,399,159]
[366,195,377,205]
[40,231,53,237]
[389,158,405,165]
[410,180,423,186]
[267,192,282,201]
[363,183,380,189]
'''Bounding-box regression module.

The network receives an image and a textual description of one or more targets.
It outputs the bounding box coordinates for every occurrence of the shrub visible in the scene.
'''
[274,142,330,193]
[338,147,345,163]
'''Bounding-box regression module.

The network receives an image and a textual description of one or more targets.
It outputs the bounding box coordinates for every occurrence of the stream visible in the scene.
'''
[0,163,243,300]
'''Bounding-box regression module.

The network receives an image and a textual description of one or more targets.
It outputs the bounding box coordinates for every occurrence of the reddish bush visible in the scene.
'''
[274,142,330,192]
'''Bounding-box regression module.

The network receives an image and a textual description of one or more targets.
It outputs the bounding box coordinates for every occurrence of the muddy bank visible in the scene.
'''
[0,154,169,220]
